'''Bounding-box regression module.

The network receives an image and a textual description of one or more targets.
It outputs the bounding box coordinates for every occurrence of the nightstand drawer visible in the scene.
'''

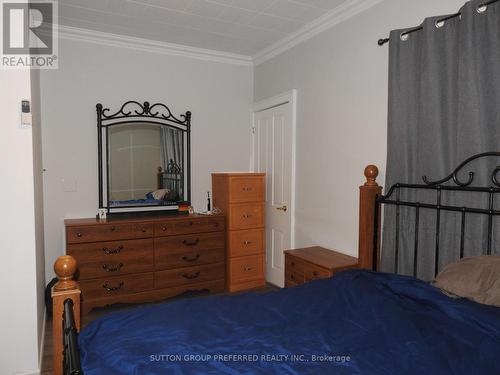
[304,264,331,282]
[285,255,306,274]
[285,269,304,285]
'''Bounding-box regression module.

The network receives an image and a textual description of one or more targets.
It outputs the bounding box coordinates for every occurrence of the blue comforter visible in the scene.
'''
[79,270,500,374]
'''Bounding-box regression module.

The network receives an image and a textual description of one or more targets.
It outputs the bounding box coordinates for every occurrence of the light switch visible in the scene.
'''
[61,178,77,192]
[21,99,32,128]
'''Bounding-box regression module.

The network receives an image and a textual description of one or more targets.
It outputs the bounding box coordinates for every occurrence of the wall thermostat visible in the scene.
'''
[21,99,32,128]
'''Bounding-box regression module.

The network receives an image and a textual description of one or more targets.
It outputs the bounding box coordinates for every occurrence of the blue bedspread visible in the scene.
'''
[79,270,500,374]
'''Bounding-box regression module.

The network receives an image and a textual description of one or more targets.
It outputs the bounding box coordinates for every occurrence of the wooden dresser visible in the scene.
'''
[65,213,225,314]
[212,173,266,292]
[285,247,358,287]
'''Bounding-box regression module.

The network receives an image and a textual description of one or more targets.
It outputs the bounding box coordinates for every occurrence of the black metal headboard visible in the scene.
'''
[378,152,500,277]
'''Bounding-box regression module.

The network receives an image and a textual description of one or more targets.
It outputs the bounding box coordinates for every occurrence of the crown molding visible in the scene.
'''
[58,25,253,66]
[253,0,384,66]
[58,0,382,68]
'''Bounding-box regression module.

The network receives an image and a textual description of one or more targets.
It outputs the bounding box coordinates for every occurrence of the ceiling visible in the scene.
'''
[59,0,351,56]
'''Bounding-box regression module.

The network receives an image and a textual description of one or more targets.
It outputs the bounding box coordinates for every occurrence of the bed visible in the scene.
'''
[51,152,500,375]
[109,164,182,207]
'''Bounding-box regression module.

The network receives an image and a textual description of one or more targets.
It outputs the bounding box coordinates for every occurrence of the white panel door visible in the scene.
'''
[254,102,293,287]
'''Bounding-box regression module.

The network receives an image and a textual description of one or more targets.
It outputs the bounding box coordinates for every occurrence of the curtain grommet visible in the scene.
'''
[435,20,445,28]
[477,4,487,13]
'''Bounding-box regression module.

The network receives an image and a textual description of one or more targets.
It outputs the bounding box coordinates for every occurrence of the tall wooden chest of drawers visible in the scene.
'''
[212,173,266,292]
[65,213,225,314]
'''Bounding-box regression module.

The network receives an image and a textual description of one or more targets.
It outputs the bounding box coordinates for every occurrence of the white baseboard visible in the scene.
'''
[38,308,47,373]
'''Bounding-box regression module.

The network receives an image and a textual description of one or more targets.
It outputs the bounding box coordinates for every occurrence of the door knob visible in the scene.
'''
[276,205,288,212]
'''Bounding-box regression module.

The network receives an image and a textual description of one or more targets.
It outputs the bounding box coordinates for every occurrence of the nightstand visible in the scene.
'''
[284,247,358,287]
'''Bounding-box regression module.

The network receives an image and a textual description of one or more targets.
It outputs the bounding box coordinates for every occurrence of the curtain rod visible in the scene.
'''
[377,0,498,46]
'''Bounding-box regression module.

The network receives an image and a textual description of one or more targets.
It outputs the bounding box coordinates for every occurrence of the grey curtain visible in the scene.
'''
[160,127,183,171]
[381,0,500,280]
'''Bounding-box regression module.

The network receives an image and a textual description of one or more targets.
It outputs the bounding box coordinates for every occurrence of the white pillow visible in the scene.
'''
[152,189,170,200]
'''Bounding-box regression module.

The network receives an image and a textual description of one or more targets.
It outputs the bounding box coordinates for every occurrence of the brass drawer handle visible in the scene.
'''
[182,254,201,262]
[110,226,116,232]
[161,226,167,231]
[102,246,123,255]
[141,227,148,233]
[76,232,83,238]
[182,238,200,246]
[243,214,252,219]
[102,263,124,272]
[244,266,253,272]
[103,282,124,292]
[244,240,252,245]
[242,187,253,192]
[182,271,200,280]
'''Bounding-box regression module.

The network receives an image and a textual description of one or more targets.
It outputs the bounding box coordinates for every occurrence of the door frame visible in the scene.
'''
[251,89,297,251]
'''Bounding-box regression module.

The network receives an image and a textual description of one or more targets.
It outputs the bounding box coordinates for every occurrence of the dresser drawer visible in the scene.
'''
[155,217,224,237]
[67,238,153,263]
[155,262,224,289]
[79,272,154,300]
[229,177,264,203]
[229,254,264,283]
[155,233,224,270]
[68,239,154,280]
[228,229,264,257]
[67,223,153,244]
[229,204,264,230]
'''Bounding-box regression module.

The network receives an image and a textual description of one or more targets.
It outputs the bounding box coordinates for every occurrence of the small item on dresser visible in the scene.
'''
[97,208,107,221]
[207,191,211,212]
[177,201,190,214]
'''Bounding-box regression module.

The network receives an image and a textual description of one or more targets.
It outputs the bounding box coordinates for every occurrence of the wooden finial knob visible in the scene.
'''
[364,165,379,186]
[53,255,77,291]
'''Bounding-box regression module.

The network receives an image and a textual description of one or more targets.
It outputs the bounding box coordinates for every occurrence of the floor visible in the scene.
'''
[41,285,278,374]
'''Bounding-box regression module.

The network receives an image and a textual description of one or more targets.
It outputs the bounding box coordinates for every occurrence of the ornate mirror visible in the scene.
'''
[97,101,191,214]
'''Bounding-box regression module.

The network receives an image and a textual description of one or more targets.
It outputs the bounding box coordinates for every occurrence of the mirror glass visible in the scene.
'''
[107,123,185,207]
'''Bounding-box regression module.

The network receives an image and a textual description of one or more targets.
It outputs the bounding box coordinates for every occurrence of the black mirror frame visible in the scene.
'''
[97,101,191,215]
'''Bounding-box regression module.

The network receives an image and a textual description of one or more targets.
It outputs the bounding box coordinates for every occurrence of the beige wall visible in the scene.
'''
[41,38,254,280]
[254,0,465,257]
[0,68,42,374]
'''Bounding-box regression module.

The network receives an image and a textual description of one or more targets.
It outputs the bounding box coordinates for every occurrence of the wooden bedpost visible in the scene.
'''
[358,165,383,271]
[52,255,81,375]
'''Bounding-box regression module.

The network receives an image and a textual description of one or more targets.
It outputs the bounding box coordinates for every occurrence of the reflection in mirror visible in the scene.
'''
[108,123,184,207]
